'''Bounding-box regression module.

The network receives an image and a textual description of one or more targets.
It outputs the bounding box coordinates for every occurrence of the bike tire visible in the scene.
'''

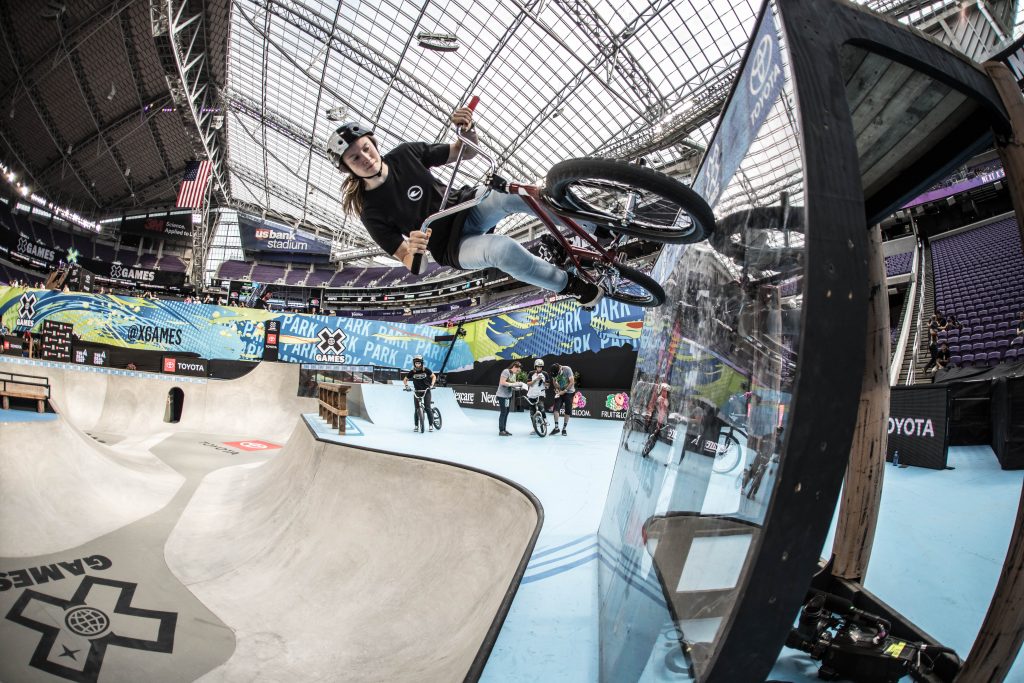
[642,431,658,458]
[545,158,714,245]
[532,410,547,437]
[712,434,743,474]
[418,406,425,433]
[431,407,442,431]
[578,260,666,307]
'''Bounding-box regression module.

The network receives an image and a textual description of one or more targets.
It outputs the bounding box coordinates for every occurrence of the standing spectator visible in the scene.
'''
[548,362,577,436]
[943,314,964,332]
[22,329,33,358]
[496,360,523,436]
[923,329,940,373]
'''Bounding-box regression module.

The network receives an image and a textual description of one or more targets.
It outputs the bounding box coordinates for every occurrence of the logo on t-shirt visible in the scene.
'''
[407,186,423,201]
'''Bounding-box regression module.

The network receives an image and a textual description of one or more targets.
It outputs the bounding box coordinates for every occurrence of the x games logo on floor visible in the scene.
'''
[315,327,348,363]
[5,573,177,681]
[16,292,35,329]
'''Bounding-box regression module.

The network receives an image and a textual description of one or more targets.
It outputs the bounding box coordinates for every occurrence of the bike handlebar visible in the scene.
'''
[412,95,491,275]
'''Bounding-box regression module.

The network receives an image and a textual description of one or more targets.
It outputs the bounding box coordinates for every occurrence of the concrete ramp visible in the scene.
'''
[4,360,316,441]
[0,399,542,682]
[0,415,183,558]
[344,383,474,430]
[165,423,540,681]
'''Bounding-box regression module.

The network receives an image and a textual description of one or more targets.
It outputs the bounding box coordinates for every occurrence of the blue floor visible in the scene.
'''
[308,410,1024,681]
[0,408,56,422]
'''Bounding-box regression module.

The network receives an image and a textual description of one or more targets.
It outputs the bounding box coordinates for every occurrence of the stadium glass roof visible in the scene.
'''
[0,0,1019,268]
[220,0,1022,260]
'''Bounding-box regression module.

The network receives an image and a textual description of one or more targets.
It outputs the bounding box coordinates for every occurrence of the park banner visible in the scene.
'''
[0,286,645,371]
[237,213,331,262]
[119,213,194,244]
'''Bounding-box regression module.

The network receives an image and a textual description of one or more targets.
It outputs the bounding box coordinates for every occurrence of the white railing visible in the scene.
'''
[890,241,922,385]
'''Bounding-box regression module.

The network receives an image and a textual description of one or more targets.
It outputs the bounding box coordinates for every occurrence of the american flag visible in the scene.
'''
[176,160,213,209]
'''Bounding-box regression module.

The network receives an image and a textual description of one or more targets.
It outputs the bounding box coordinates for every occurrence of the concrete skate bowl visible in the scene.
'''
[164,422,543,682]
[23,361,316,440]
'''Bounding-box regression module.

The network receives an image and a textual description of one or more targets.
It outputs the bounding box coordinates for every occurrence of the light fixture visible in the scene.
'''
[325,106,348,121]
[416,32,459,52]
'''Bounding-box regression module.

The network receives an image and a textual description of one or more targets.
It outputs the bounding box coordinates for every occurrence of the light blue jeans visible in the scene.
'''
[457,190,568,292]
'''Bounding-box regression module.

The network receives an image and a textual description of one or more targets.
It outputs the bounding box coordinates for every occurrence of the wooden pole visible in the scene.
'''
[830,223,890,581]
[955,61,1024,683]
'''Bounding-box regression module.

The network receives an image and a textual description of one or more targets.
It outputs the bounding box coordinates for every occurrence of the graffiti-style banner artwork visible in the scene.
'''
[0,287,644,370]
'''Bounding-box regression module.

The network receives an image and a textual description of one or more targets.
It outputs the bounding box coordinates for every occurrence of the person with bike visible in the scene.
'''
[526,359,551,432]
[403,355,436,432]
[326,109,604,307]
[548,362,576,436]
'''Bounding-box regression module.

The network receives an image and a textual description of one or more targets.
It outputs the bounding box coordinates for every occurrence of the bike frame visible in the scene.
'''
[421,128,634,286]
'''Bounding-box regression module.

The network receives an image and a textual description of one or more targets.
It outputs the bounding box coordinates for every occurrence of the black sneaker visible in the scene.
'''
[561,428,568,436]
[550,427,561,435]
[559,273,604,308]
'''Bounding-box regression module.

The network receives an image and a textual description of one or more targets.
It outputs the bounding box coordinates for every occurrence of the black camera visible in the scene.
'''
[786,590,931,682]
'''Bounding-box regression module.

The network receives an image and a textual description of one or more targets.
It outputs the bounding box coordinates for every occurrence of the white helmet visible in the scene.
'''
[534,359,544,367]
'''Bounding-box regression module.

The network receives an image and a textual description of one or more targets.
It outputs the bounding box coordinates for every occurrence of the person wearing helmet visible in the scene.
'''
[548,362,575,436]
[527,359,549,399]
[327,108,603,307]
[403,354,436,432]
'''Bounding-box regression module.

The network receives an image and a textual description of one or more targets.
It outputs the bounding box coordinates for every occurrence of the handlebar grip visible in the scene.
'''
[467,96,480,111]
[411,251,425,274]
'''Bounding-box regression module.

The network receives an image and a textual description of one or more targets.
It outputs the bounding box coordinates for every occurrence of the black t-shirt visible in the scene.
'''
[360,142,473,268]
[405,367,435,390]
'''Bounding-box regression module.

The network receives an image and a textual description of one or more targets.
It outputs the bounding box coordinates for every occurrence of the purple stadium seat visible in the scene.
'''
[1006,349,1019,362]
[950,355,962,366]
[961,353,975,366]
[986,351,1002,365]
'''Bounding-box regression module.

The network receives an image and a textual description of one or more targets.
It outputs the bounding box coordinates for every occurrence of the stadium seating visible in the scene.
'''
[932,216,1024,368]
[885,251,913,277]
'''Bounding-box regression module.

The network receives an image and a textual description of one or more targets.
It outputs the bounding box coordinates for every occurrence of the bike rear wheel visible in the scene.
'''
[578,260,665,307]
[431,407,442,430]
[545,158,714,245]
[531,409,548,437]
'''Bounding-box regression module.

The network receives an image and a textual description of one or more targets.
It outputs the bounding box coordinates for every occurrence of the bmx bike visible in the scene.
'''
[405,387,442,433]
[522,393,549,437]
[413,97,715,307]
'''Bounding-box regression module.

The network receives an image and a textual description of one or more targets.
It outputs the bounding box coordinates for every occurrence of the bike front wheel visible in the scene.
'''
[578,260,665,307]
[545,158,714,245]
[711,434,743,474]
[417,406,426,433]
[531,410,548,437]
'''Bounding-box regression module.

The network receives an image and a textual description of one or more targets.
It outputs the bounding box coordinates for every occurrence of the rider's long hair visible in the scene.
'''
[340,174,365,216]
[336,134,379,217]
